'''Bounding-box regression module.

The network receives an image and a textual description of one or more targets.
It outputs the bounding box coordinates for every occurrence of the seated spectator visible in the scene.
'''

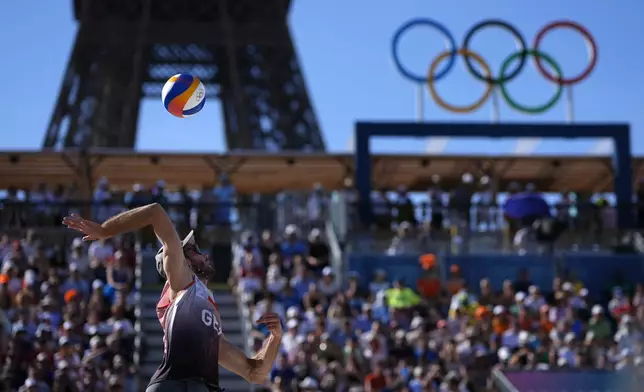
[305,229,329,274]
[0,229,139,391]
[281,225,307,259]
[105,251,133,302]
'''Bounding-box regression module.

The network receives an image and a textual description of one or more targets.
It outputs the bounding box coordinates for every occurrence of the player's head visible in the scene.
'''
[155,231,215,282]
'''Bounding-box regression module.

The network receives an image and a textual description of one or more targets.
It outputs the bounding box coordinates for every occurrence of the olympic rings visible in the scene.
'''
[532,20,598,85]
[390,18,598,114]
[391,18,457,83]
[499,50,563,114]
[462,19,528,84]
[427,49,494,113]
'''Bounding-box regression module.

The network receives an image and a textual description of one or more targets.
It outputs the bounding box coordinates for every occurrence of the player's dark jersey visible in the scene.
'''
[148,278,222,389]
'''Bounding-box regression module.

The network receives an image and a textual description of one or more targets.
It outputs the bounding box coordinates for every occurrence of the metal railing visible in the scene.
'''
[328,196,631,256]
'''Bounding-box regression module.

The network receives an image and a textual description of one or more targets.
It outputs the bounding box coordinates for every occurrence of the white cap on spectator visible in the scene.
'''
[12,324,26,335]
[413,366,423,378]
[36,352,48,362]
[90,336,102,347]
[63,321,73,330]
[2,261,15,272]
[286,307,300,319]
[515,292,526,302]
[410,316,424,330]
[69,262,78,272]
[40,282,49,293]
[493,305,505,315]
[309,228,321,239]
[592,305,604,315]
[322,267,333,276]
[518,331,529,343]
[72,237,83,248]
[57,360,69,369]
[92,280,104,290]
[284,224,299,236]
[394,330,406,340]
[24,270,36,286]
[562,282,573,292]
[498,347,510,361]
[286,319,298,330]
[300,377,319,389]
[579,288,589,297]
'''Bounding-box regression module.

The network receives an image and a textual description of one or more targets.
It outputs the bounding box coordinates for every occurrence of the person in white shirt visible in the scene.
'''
[68,238,90,275]
[88,239,114,264]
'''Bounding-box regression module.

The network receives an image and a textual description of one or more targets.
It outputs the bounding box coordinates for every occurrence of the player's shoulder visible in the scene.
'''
[157,279,198,310]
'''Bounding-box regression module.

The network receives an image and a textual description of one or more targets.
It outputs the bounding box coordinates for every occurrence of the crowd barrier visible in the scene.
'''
[347,252,644,297]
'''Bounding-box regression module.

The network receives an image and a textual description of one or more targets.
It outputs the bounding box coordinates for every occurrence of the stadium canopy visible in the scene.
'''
[0,150,641,194]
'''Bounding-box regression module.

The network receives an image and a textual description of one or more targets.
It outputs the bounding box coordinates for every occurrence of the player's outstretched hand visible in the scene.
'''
[256,313,283,339]
[62,213,110,242]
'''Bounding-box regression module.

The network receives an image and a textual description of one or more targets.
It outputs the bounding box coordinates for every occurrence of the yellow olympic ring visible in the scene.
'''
[427,48,493,113]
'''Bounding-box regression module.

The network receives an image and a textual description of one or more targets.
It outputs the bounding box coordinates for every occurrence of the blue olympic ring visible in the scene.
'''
[391,18,457,83]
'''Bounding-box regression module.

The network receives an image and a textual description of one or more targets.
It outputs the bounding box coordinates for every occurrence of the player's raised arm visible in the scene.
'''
[62,203,193,291]
[218,312,282,384]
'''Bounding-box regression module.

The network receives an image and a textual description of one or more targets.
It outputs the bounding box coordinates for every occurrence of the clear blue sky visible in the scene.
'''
[1,0,643,156]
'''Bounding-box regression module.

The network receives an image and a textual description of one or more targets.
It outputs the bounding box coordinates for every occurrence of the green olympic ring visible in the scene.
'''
[498,50,564,114]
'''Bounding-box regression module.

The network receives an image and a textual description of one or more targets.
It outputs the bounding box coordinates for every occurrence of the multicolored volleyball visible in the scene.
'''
[161,74,206,118]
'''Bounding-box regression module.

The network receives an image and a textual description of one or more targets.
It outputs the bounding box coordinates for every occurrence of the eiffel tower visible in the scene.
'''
[42,0,325,151]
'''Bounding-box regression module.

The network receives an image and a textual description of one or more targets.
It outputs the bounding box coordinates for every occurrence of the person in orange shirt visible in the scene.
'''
[492,305,510,335]
[417,254,441,299]
[446,265,465,296]
[364,362,388,392]
[539,304,554,332]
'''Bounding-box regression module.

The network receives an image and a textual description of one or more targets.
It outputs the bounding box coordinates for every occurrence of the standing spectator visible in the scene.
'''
[307,184,328,229]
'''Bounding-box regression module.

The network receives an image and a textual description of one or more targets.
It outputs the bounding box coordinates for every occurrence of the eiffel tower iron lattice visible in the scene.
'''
[43,0,326,151]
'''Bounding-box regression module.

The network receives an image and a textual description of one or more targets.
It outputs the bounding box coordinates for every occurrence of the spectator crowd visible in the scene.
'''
[0,229,139,392]
[3,175,644,392]
[232,226,644,391]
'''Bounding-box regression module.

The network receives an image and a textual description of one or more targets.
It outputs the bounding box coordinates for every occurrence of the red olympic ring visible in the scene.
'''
[532,20,598,86]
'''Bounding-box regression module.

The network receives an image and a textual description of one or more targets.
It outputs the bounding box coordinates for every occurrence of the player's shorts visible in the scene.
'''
[146,378,223,392]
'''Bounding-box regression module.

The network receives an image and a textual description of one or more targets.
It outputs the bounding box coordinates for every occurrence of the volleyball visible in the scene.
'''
[161,74,206,118]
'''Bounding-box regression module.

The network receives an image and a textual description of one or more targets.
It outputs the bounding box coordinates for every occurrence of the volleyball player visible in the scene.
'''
[63,203,282,392]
